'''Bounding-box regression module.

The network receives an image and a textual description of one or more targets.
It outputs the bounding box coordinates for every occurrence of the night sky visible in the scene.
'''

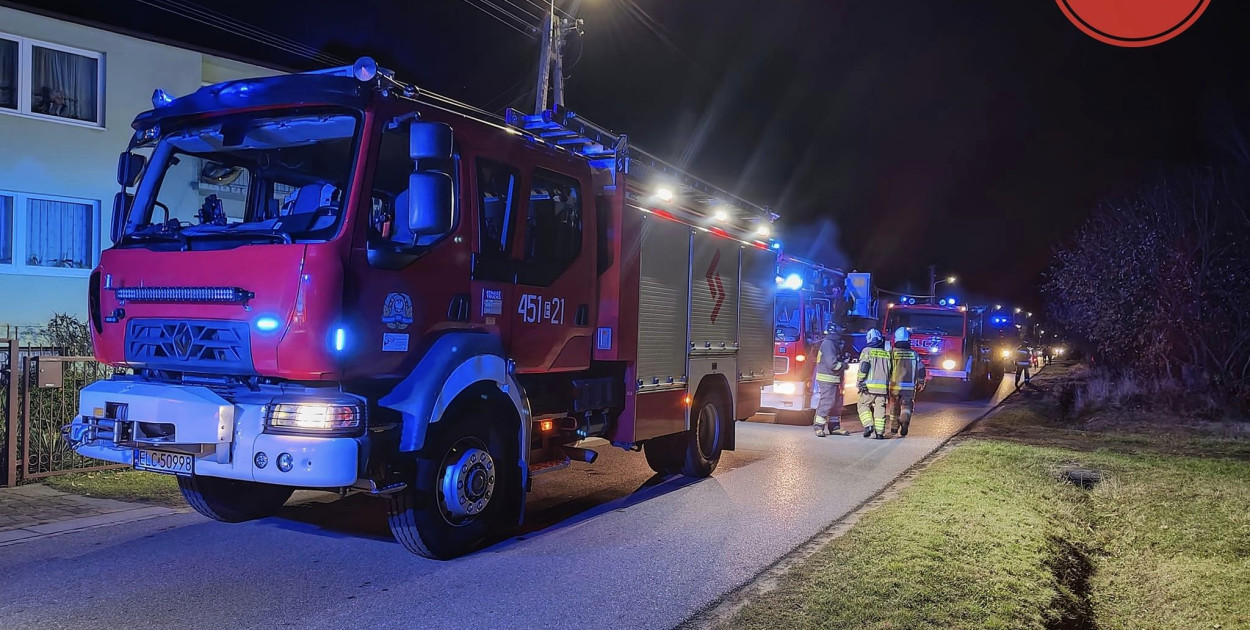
[14,0,1250,309]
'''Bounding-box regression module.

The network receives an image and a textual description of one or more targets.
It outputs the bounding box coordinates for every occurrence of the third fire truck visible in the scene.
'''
[66,58,779,559]
[883,302,996,398]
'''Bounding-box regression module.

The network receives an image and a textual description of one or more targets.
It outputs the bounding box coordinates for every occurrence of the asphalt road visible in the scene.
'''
[0,378,1015,630]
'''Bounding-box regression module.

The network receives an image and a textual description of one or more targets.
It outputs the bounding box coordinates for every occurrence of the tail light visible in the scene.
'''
[88,271,103,333]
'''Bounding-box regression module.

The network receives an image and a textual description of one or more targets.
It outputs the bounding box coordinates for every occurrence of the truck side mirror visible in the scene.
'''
[410,122,452,160]
[407,172,453,238]
[111,192,132,244]
[116,152,146,187]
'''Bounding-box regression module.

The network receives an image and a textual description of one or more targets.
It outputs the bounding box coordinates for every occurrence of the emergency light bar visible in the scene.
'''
[113,286,254,304]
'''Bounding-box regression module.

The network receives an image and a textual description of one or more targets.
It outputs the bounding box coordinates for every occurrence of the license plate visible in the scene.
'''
[134,449,194,476]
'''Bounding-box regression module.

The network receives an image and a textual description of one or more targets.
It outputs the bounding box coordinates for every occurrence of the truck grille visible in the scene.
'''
[125,319,254,374]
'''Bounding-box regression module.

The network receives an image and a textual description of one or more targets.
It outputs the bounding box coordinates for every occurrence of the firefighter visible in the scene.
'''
[887,327,926,437]
[856,329,891,439]
[813,323,850,437]
[1014,341,1032,388]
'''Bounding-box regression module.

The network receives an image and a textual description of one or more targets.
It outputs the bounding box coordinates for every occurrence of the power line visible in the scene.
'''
[495,0,542,21]
[134,0,347,66]
[457,0,538,38]
[520,0,574,20]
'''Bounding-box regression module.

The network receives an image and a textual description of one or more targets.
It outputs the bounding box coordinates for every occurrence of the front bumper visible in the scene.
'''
[926,369,969,380]
[67,379,365,488]
[761,381,809,411]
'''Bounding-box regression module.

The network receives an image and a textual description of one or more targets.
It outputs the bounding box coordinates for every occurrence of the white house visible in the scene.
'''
[0,5,272,332]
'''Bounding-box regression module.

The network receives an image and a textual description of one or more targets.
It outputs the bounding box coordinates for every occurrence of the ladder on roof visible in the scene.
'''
[506,106,778,224]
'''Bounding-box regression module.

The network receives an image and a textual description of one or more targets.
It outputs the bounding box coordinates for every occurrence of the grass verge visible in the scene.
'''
[718,365,1250,630]
[41,469,185,508]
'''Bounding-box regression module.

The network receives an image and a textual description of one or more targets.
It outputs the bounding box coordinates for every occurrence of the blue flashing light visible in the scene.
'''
[781,273,803,290]
[151,88,174,109]
[948,296,957,305]
[255,316,280,332]
[333,327,346,352]
[939,299,948,306]
[770,242,782,250]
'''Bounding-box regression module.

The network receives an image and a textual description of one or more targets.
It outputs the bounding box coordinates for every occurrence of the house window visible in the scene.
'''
[0,37,16,111]
[0,195,13,264]
[30,45,99,124]
[0,189,99,276]
[0,32,104,127]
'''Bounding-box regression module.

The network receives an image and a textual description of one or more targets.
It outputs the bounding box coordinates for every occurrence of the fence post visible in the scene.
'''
[5,338,17,487]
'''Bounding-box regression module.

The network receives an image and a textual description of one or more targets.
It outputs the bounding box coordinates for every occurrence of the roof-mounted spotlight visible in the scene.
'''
[713,209,729,222]
[755,224,771,238]
[654,187,674,203]
[352,57,378,81]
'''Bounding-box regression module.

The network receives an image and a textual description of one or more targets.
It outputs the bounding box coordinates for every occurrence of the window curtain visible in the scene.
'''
[26,198,92,268]
[0,196,12,264]
[0,38,15,109]
[30,46,97,122]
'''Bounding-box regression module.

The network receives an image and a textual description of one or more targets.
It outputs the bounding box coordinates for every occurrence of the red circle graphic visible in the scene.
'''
[1056,0,1211,47]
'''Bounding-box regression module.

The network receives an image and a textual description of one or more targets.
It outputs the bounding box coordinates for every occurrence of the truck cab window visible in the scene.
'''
[476,159,518,256]
[519,169,581,286]
[368,124,458,254]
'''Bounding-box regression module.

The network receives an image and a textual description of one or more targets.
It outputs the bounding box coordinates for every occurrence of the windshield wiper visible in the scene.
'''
[120,230,188,247]
[183,229,292,245]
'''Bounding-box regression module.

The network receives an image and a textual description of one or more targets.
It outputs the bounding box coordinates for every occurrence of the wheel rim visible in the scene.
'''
[436,438,496,527]
[695,401,721,460]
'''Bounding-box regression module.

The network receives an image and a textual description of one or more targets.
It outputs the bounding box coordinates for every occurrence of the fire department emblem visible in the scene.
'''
[382,292,414,330]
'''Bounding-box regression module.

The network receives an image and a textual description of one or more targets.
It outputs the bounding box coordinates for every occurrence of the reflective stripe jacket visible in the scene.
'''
[889,341,926,393]
[1016,346,1031,367]
[857,344,892,394]
[815,335,846,383]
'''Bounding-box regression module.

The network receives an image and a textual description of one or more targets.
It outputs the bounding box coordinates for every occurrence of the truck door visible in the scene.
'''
[469,158,521,342]
[509,167,595,372]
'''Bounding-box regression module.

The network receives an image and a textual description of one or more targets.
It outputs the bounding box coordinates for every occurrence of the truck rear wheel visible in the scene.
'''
[643,387,728,478]
[386,411,516,560]
[177,476,293,523]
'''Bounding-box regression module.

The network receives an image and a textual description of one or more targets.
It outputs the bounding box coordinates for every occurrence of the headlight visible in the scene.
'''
[1000,349,1011,359]
[774,382,797,395]
[266,402,363,432]
[942,359,957,370]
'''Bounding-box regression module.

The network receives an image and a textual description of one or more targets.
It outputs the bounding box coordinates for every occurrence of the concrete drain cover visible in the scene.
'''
[1060,467,1102,489]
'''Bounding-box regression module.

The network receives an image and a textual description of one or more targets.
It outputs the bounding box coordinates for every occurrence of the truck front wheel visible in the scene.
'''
[177,476,293,523]
[644,387,728,478]
[387,411,517,560]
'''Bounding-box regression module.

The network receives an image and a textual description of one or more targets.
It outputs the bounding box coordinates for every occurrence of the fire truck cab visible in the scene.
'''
[65,59,779,559]
[760,258,868,418]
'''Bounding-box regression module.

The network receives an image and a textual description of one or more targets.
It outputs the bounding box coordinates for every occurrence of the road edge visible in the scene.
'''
[677,383,1023,630]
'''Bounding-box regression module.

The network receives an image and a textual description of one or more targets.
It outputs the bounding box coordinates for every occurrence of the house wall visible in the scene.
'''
[0,6,271,331]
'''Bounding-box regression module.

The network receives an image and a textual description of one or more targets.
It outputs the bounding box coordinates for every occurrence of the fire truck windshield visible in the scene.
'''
[888,310,965,337]
[122,112,359,247]
[775,294,801,342]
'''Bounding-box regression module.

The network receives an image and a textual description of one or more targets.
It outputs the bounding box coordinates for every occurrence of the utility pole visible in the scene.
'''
[533,0,583,113]
[927,265,936,305]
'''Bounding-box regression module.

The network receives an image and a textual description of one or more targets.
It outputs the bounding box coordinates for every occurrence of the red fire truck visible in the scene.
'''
[66,59,780,558]
[883,302,994,398]
[760,256,852,418]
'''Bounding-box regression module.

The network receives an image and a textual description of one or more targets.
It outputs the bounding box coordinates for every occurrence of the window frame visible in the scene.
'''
[0,30,105,129]
[517,167,583,286]
[0,188,101,278]
[474,157,520,258]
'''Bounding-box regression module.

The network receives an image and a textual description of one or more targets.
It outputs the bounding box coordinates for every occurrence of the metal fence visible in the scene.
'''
[1,337,125,486]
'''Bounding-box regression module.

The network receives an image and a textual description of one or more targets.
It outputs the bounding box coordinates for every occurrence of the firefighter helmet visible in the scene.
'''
[866,329,883,345]
[894,327,910,343]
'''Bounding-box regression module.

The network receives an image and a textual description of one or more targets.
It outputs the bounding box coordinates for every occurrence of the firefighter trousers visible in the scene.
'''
[813,381,844,428]
[857,393,888,434]
[1015,364,1031,387]
[887,391,915,433]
